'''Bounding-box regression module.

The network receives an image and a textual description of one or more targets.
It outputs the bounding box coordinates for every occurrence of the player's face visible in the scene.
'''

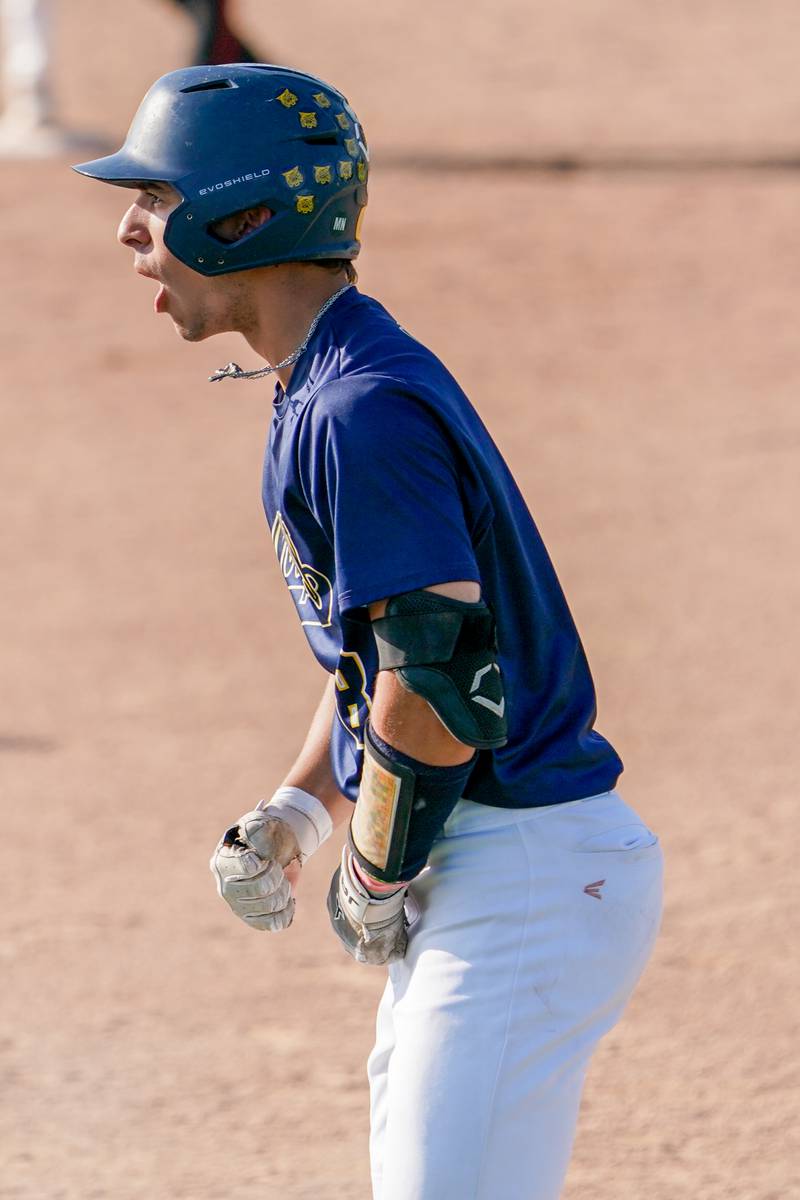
[117,183,255,342]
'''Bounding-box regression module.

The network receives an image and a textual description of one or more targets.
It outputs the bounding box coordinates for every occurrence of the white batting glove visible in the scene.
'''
[326,848,409,965]
[210,788,332,933]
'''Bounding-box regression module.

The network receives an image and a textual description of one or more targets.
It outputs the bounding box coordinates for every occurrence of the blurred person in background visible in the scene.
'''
[166,0,259,65]
[0,0,62,155]
[0,0,260,158]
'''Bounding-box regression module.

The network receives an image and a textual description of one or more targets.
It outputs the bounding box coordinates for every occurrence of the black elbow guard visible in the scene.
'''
[370,590,508,750]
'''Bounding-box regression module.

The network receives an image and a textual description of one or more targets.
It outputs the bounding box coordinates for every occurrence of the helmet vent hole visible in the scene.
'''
[180,79,237,94]
[302,133,338,146]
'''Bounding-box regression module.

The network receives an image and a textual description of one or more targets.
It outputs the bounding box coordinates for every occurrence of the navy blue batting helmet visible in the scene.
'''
[73,64,368,276]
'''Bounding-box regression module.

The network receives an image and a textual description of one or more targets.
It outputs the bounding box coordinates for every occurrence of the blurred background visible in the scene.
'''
[1,2,797,1197]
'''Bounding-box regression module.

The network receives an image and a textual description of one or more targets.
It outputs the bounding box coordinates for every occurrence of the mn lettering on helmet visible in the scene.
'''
[72,64,368,278]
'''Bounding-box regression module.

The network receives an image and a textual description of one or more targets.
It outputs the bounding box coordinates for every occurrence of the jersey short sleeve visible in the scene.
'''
[298,376,482,611]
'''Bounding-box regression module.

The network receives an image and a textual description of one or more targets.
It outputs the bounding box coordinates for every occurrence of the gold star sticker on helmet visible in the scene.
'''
[299,112,318,129]
[283,166,304,188]
[338,160,353,180]
[313,92,331,108]
[296,194,315,214]
[277,88,298,108]
[314,165,333,184]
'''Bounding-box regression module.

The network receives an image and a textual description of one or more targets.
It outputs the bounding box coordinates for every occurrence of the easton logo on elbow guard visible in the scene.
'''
[470,663,505,718]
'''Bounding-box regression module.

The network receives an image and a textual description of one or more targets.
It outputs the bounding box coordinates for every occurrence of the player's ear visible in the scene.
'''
[210,206,273,244]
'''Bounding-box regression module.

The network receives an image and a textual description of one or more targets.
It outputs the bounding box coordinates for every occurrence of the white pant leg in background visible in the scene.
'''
[1,0,53,124]
[368,791,663,1200]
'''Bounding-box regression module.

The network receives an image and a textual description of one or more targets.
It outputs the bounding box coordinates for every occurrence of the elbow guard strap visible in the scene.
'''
[371,591,508,749]
[350,723,475,884]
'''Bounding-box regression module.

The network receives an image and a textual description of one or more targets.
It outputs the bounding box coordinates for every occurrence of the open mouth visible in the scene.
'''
[135,267,168,313]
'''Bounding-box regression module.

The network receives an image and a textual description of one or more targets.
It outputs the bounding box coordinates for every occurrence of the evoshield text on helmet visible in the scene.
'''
[73,64,368,277]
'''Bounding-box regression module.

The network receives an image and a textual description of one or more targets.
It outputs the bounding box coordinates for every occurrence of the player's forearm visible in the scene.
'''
[280,675,353,827]
[344,581,485,901]
[369,671,475,767]
[349,666,476,897]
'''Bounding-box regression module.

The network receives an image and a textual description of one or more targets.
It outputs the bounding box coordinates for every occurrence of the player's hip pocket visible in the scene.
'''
[572,822,658,853]
[536,790,660,857]
[550,792,664,940]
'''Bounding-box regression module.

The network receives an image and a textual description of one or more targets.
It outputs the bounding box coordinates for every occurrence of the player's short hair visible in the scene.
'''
[313,259,358,284]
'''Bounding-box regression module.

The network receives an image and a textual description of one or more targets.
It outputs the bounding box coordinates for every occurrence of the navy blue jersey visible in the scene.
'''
[262,287,622,807]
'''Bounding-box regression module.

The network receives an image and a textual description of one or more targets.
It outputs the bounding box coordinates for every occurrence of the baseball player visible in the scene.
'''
[166,0,259,66]
[74,64,663,1200]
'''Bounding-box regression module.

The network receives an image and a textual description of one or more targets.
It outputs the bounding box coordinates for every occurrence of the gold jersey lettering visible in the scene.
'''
[271,513,333,627]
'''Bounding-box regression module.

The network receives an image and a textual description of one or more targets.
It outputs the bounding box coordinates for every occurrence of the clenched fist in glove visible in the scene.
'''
[210,787,332,931]
[327,848,412,965]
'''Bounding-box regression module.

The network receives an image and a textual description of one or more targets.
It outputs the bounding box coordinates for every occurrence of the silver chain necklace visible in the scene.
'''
[208,283,353,383]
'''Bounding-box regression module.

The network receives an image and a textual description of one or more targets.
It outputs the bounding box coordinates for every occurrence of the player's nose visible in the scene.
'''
[117,204,151,251]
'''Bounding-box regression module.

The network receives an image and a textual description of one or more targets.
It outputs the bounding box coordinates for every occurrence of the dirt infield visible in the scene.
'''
[1,4,798,1198]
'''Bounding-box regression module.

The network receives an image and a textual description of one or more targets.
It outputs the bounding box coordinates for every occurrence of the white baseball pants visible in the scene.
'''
[368,790,663,1200]
[1,0,52,123]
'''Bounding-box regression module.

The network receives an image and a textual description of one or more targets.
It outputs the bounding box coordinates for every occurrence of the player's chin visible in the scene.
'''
[170,316,212,343]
